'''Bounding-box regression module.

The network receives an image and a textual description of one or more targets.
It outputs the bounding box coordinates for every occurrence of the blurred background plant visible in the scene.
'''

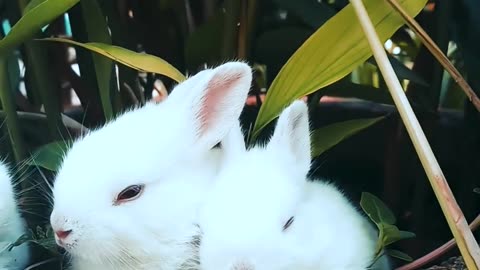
[0,0,478,269]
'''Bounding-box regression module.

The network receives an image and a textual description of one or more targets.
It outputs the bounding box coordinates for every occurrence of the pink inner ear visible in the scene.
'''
[198,72,243,135]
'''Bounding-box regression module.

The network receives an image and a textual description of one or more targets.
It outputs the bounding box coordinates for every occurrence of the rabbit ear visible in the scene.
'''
[170,62,252,150]
[221,120,246,160]
[268,100,311,174]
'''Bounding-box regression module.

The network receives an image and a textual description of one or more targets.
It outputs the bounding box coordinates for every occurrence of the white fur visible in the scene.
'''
[50,62,252,270]
[0,161,30,269]
[199,100,390,270]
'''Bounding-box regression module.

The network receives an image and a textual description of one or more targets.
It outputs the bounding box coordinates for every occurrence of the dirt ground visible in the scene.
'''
[424,257,466,270]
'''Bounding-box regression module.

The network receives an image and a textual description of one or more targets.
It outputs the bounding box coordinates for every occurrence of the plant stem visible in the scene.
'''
[396,214,480,270]
[0,56,27,162]
[349,0,480,269]
[385,0,480,112]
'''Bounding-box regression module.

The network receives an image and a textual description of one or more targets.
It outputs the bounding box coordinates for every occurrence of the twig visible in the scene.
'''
[385,0,480,112]
[349,0,480,269]
[396,214,480,270]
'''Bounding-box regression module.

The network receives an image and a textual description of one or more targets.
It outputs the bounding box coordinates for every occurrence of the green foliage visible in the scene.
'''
[27,141,71,171]
[0,0,79,55]
[42,38,186,83]
[250,0,428,139]
[7,225,58,255]
[311,116,385,158]
[1,0,474,268]
[360,192,416,262]
[80,0,114,120]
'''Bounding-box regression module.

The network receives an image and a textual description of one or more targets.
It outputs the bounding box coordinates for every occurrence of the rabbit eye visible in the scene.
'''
[282,216,294,231]
[115,184,144,204]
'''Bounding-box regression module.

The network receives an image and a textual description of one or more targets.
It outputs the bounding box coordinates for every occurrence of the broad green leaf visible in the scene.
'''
[81,0,114,120]
[27,141,71,171]
[360,192,396,225]
[41,38,186,82]
[0,0,79,55]
[311,116,384,158]
[386,249,413,262]
[251,0,428,139]
[380,223,416,246]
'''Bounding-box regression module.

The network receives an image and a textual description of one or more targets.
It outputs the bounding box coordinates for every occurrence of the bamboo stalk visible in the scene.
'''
[385,0,480,112]
[349,0,480,269]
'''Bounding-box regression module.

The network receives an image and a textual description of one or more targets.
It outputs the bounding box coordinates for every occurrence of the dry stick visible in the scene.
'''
[385,0,480,112]
[348,0,480,269]
[397,214,480,270]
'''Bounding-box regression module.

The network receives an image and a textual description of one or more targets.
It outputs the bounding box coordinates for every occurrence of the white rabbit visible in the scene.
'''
[49,62,253,270]
[198,100,391,270]
[0,161,30,270]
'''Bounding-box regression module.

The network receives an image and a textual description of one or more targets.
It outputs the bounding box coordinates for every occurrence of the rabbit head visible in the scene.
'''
[199,100,311,270]
[50,62,252,270]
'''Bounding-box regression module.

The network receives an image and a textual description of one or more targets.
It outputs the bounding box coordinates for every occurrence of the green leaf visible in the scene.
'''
[41,38,186,82]
[311,116,384,158]
[0,0,79,55]
[380,223,416,246]
[251,0,428,139]
[360,192,396,225]
[27,141,71,171]
[386,249,413,262]
[80,0,114,120]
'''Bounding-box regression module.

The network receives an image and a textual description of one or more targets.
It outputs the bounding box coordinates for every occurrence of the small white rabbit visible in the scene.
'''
[198,100,391,270]
[0,161,30,270]
[49,62,253,270]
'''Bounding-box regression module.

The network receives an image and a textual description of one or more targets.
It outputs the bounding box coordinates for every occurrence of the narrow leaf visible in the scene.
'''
[27,141,72,171]
[311,116,384,158]
[386,249,413,262]
[251,0,428,139]
[41,38,186,82]
[81,0,114,120]
[380,223,416,246]
[360,192,396,225]
[0,0,79,55]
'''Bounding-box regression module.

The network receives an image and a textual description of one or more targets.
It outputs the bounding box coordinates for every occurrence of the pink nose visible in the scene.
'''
[55,229,72,240]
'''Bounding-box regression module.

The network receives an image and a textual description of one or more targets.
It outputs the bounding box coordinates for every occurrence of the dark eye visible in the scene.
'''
[115,184,144,204]
[282,216,294,231]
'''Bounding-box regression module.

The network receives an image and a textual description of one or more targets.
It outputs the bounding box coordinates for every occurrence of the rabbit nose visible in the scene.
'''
[55,229,73,240]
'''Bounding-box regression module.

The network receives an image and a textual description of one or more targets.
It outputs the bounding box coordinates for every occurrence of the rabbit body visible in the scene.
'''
[0,161,30,270]
[199,101,390,270]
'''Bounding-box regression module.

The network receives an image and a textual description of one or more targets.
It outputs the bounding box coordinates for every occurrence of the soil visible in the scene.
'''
[424,257,466,270]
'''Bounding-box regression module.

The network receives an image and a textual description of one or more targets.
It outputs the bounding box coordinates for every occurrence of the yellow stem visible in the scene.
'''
[349,0,480,269]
